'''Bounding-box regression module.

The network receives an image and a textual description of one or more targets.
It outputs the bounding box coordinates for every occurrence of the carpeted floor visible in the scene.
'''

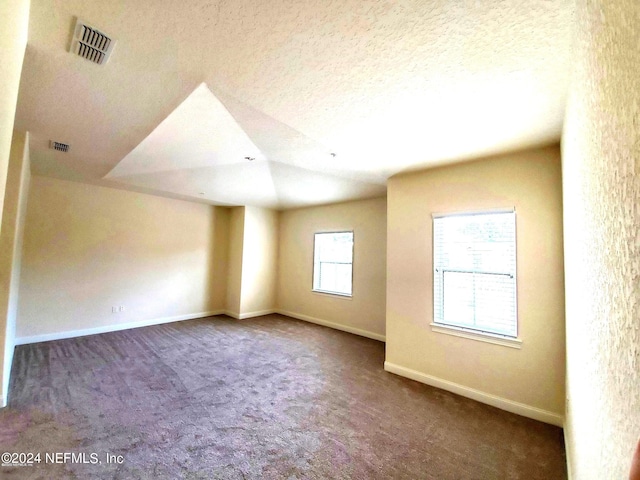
[0,314,566,479]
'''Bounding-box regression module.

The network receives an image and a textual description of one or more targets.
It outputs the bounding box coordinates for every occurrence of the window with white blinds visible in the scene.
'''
[313,231,354,296]
[433,210,517,338]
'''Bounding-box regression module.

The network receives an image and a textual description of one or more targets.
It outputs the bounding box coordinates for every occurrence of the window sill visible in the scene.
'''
[429,323,522,349]
[312,290,353,300]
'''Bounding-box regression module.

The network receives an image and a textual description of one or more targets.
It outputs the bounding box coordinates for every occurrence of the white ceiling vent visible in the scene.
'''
[50,141,70,153]
[70,18,116,65]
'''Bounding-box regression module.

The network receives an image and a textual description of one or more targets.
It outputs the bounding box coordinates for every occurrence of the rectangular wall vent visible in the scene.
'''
[50,141,70,153]
[70,18,116,65]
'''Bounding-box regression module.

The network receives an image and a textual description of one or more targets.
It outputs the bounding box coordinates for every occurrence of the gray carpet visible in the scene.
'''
[0,314,566,479]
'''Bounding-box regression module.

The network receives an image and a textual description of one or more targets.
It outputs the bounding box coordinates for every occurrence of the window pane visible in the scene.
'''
[442,271,516,337]
[313,232,353,296]
[434,211,517,337]
[443,271,475,327]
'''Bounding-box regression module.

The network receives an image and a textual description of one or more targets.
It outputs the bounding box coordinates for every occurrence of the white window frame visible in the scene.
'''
[431,209,521,348]
[312,231,354,297]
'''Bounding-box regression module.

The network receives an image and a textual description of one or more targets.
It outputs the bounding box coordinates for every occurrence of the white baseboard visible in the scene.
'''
[14,310,225,345]
[222,309,277,320]
[239,309,276,319]
[384,361,563,427]
[278,309,385,342]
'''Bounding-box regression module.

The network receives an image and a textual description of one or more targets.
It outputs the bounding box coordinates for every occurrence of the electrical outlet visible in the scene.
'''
[119,306,125,312]
[112,306,117,313]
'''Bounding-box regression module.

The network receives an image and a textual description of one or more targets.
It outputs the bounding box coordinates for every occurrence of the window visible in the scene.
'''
[433,209,517,338]
[313,231,354,296]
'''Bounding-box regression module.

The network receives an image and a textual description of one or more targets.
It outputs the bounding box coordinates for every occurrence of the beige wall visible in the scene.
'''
[17,176,228,340]
[277,197,387,340]
[240,206,278,316]
[0,130,30,406]
[385,146,565,423]
[225,207,245,316]
[0,0,29,230]
[211,207,230,310]
[225,206,278,318]
[1,0,31,405]
[562,1,640,477]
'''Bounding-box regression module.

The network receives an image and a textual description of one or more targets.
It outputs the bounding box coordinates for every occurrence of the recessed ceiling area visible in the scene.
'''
[14,0,574,209]
[104,83,385,208]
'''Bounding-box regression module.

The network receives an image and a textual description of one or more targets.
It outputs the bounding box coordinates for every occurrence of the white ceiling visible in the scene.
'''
[15,0,574,209]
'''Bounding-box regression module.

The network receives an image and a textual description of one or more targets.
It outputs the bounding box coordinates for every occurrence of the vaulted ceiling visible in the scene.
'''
[15,0,574,209]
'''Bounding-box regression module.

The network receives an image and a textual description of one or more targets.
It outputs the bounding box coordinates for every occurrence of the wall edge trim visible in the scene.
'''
[383,361,564,427]
[564,413,573,479]
[277,309,385,342]
[14,310,225,345]
[2,339,15,410]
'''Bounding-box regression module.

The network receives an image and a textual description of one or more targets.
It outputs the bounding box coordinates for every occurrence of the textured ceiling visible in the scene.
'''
[15,0,574,209]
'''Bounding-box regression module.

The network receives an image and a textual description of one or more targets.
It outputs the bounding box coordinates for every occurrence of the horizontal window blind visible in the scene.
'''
[313,232,354,296]
[433,211,517,338]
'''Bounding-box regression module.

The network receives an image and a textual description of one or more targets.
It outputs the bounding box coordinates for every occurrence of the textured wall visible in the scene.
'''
[386,146,565,422]
[17,177,226,339]
[277,197,387,339]
[562,1,640,478]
